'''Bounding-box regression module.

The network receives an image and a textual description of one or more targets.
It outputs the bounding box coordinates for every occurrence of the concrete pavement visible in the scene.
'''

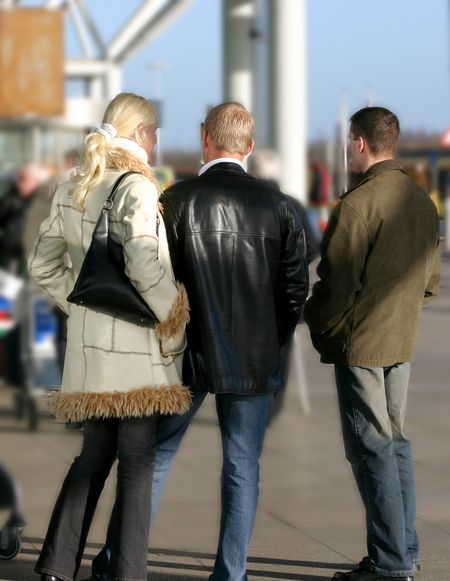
[0,255,449,581]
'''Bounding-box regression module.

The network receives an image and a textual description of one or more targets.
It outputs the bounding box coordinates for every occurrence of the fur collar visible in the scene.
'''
[106,147,161,195]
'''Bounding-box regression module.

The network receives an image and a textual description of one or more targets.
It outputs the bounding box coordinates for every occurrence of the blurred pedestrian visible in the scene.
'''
[307,162,332,239]
[21,152,80,428]
[248,148,319,423]
[304,106,441,581]
[28,92,191,581]
[248,148,319,264]
[0,162,52,390]
[21,163,57,260]
[0,162,51,274]
[88,102,309,581]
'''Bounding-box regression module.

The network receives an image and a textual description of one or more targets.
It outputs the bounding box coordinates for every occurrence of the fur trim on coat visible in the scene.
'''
[106,148,164,211]
[155,282,190,341]
[51,384,192,422]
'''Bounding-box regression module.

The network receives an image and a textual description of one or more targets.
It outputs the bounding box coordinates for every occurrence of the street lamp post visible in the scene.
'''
[147,61,167,166]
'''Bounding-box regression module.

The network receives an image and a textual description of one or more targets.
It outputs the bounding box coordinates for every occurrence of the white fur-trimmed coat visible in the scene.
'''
[28,156,191,422]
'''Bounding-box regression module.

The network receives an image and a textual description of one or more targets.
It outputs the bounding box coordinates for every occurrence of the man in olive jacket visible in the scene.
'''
[304,107,440,581]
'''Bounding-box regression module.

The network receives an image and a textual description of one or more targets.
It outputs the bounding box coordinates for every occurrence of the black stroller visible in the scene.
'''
[0,463,25,560]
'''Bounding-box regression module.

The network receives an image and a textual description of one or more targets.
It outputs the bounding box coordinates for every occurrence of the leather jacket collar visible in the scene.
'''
[201,162,247,176]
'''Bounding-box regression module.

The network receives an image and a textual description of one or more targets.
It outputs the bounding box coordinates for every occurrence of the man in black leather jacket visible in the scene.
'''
[163,102,308,580]
[88,102,308,581]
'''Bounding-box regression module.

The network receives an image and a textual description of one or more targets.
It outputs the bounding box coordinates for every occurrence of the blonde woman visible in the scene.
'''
[28,92,190,581]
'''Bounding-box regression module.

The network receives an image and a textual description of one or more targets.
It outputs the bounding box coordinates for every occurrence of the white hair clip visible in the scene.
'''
[95,123,117,141]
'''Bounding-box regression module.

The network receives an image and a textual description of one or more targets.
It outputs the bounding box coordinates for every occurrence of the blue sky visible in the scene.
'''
[65,0,450,149]
[308,0,450,140]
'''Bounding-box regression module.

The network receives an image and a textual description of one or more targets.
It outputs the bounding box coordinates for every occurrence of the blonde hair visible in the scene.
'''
[203,102,254,155]
[70,92,158,209]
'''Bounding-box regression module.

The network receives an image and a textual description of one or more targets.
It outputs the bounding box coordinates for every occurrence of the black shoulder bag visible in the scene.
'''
[67,171,157,327]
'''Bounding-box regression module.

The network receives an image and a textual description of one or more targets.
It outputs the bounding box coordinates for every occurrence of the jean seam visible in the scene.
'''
[371,564,414,576]
[35,566,73,581]
[109,578,148,581]
[346,383,378,558]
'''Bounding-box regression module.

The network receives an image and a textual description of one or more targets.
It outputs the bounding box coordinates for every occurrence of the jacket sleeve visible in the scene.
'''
[424,240,441,303]
[290,197,320,264]
[27,188,73,314]
[303,200,369,335]
[120,178,188,340]
[160,190,181,275]
[276,200,310,345]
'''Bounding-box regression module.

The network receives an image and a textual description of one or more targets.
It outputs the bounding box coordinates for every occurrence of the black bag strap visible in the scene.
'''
[102,171,142,212]
[99,170,160,236]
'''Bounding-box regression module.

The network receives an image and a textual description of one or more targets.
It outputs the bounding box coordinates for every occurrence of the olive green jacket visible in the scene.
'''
[304,160,440,367]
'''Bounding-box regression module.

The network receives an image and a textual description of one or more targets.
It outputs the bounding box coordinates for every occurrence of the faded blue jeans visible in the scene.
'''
[92,392,272,581]
[334,363,418,577]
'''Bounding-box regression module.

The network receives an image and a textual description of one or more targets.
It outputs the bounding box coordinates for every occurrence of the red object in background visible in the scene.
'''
[319,218,328,233]
[440,127,450,148]
[309,163,331,207]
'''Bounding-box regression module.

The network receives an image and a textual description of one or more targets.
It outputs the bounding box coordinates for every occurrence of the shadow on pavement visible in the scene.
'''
[10,539,344,581]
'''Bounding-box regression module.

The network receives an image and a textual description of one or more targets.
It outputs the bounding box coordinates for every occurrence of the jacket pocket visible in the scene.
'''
[311,334,347,354]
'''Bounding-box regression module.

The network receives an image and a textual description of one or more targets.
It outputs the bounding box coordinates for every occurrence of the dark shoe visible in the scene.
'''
[331,562,414,580]
[79,576,108,581]
[40,575,64,581]
[65,421,83,430]
[332,573,413,580]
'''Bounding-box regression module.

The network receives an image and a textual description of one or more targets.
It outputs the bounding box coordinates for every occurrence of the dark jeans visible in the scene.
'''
[35,416,157,581]
[93,392,272,581]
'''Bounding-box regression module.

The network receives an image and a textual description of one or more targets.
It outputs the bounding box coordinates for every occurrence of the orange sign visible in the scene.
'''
[0,8,64,117]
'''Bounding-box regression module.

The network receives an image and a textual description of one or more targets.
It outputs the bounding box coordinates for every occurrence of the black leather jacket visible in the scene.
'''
[163,162,309,394]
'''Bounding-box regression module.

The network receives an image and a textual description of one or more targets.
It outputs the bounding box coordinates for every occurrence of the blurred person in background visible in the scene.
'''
[0,162,51,273]
[0,162,52,391]
[248,148,319,423]
[22,151,81,428]
[22,150,79,258]
[88,102,309,581]
[304,107,441,581]
[248,149,319,263]
[307,162,332,239]
[28,92,190,581]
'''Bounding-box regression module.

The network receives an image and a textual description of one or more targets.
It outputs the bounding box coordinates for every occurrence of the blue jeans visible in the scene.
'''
[92,392,272,581]
[334,363,418,577]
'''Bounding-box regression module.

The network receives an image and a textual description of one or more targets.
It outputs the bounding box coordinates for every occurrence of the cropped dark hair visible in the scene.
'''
[350,107,400,155]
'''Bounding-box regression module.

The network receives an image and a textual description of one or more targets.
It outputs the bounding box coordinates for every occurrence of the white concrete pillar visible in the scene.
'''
[268,0,307,202]
[88,77,105,99]
[106,63,122,100]
[31,125,42,162]
[223,0,255,111]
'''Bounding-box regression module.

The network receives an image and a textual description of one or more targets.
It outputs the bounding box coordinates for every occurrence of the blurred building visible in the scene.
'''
[0,0,309,205]
[0,0,195,173]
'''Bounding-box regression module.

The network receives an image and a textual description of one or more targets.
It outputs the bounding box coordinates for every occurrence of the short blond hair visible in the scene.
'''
[203,102,254,155]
